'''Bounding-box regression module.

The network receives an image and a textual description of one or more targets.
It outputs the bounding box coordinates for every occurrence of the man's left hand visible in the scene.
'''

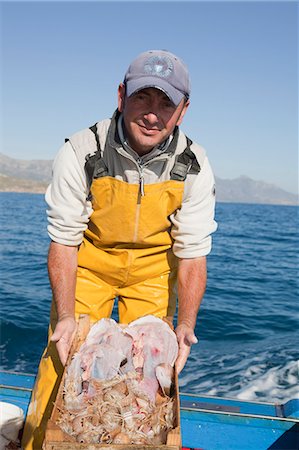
[175,323,198,374]
[50,316,76,365]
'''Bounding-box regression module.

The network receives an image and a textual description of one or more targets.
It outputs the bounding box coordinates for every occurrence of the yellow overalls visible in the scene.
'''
[22,162,189,448]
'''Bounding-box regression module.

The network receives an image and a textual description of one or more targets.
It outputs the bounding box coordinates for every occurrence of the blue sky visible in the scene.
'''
[1,1,298,193]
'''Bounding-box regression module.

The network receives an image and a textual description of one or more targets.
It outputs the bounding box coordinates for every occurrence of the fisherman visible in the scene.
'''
[22,49,217,448]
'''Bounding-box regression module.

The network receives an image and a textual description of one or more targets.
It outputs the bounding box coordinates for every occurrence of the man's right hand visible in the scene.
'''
[50,316,76,365]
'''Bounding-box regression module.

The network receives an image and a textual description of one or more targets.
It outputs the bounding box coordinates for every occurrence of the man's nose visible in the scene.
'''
[144,111,159,124]
[143,96,162,123]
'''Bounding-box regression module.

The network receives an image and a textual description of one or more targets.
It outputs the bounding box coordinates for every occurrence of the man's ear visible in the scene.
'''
[118,83,126,112]
[176,99,190,126]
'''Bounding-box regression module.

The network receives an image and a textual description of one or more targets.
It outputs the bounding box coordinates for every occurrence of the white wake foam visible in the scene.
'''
[236,359,299,403]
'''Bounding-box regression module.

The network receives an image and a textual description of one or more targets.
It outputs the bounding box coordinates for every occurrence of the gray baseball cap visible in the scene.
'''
[124,50,191,106]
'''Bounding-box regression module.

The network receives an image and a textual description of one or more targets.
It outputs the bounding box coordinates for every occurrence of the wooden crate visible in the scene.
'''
[43,315,181,449]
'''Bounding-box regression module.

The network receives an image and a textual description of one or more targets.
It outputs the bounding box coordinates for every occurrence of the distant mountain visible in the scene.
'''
[0,153,52,183]
[0,153,298,205]
[0,174,48,194]
[215,175,298,206]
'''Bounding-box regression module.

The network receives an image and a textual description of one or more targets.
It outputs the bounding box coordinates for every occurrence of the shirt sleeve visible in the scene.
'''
[45,141,93,245]
[170,157,217,258]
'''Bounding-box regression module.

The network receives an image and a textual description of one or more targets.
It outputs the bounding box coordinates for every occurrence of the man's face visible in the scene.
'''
[118,85,189,155]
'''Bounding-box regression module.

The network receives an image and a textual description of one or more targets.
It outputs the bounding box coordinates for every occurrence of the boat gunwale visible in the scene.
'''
[180,405,299,423]
[0,370,36,377]
[0,383,33,392]
[180,391,296,407]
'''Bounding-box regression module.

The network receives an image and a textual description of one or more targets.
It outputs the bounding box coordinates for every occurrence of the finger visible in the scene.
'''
[56,340,70,366]
[175,356,184,374]
[186,333,198,345]
[175,346,191,374]
[50,329,62,342]
[178,333,198,347]
[59,351,67,366]
[176,354,187,374]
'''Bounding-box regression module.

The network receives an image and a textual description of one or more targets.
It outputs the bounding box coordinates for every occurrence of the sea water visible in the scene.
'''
[0,193,298,403]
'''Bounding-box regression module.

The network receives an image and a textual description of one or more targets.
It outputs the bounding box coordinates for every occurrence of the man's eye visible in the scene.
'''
[163,101,175,109]
[135,94,147,101]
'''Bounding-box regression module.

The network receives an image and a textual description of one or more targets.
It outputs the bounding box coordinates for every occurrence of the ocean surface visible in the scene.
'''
[0,193,298,403]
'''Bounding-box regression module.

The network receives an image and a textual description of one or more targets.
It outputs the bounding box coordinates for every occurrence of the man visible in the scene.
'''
[22,49,217,448]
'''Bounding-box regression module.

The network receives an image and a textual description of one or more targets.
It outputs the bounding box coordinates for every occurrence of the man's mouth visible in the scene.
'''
[138,124,161,135]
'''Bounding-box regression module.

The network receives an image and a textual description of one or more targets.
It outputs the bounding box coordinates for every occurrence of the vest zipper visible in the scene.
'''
[139,172,145,197]
[134,159,144,242]
[137,158,145,199]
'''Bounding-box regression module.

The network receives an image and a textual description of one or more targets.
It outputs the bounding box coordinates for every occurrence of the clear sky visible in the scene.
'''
[1,1,298,194]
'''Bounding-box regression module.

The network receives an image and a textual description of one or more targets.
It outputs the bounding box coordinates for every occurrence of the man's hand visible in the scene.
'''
[50,316,76,365]
[175,323,198,374]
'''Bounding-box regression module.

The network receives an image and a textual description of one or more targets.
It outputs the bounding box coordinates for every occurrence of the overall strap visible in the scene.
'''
[170,137,201,181]
[84,124,109,198]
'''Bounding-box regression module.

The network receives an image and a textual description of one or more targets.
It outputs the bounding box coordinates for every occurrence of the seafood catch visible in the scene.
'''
[57,315,179,445]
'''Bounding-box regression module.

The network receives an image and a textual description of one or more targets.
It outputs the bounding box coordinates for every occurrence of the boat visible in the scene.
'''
[0,370,298,449]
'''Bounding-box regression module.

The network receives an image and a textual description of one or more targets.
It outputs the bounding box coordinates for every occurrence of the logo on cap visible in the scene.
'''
[143,56,173,79]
